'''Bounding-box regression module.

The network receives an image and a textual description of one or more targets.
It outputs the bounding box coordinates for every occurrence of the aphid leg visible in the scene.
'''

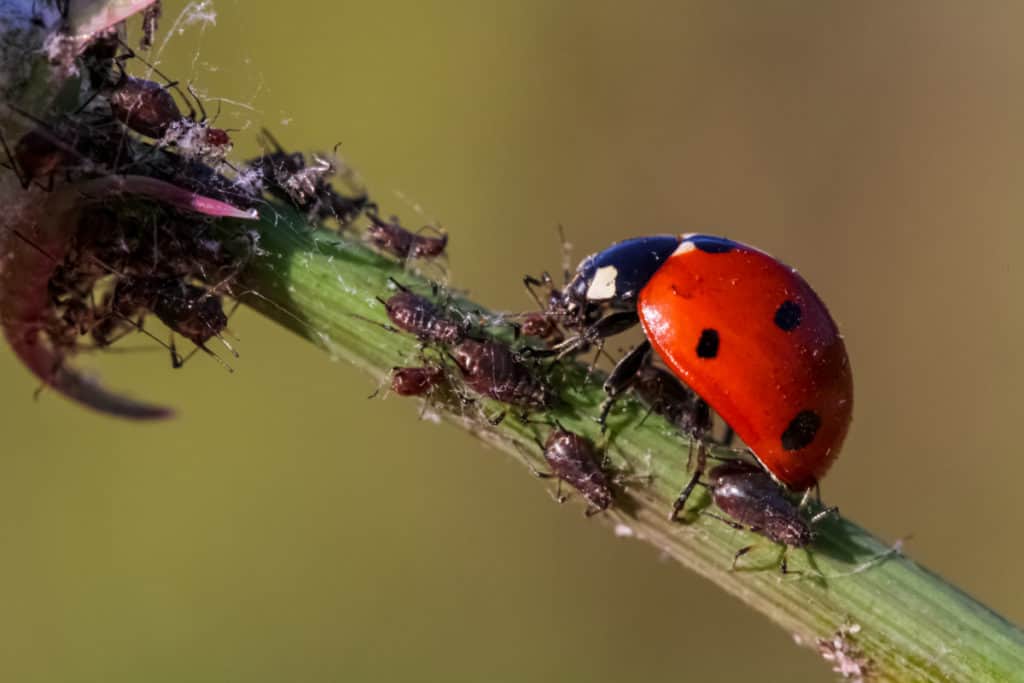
[731,544,755,571]
[557,224,573,284]
[669,441,708,521]
[0,130,31,189]
[554,478,568,504]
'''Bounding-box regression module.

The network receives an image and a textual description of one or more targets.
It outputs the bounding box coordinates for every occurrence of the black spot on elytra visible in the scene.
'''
[774,300,802,332]
[781,410,821,451]
[689,236,735,254]
[696,329,719,358]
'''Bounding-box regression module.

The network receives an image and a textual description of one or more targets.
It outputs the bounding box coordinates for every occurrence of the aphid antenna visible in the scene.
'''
[556,223,573,284]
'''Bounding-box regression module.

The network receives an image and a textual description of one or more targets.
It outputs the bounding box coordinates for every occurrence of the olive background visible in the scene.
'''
[1,1,1022,681]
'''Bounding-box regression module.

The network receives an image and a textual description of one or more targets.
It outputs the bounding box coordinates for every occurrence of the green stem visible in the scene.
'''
[233,205,1024,683]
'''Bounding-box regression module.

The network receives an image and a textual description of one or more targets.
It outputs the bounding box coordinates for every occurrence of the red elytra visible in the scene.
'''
[638,238,853,490]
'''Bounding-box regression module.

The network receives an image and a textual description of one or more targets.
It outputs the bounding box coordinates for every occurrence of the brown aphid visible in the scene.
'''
[108,76,182,139]
[99,276,233,368]
[451,339,551,408]
[705,460,833,573]
[632,362,711,436]
[391,366,446,397]
[519,311,564,345]
[366,212,447,260]
[382,289,465,345]
[4,129,71,189]
[542,428,613,513]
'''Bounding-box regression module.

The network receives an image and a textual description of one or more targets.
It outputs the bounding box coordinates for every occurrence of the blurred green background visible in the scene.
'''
[1,1,1022,680]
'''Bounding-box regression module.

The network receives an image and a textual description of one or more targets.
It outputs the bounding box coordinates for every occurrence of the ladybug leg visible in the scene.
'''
[597,340,652,432]
[720,424,736,447]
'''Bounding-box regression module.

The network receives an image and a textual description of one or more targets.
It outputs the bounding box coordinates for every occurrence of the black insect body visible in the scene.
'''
[451,339,552,409]
[540,428,613,514]
[365,212,448,260]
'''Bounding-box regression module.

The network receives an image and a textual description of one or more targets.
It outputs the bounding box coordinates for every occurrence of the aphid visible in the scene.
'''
[365,211,448,260]
[702,459,833,573]
[379,283,467,346]
[518,311,563,344]
[538,428,613,514]
[247,129,371,223]
[390,365,446,397]
[101,276,235,368]
[450,339,552,409]
[108,76,182,139]
[0,128,74,190]
[630,351,712,436]
[544,234,853,494]
[103,46,232,160]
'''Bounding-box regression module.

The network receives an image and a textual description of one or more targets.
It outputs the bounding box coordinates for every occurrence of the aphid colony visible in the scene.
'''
[1,16,446,416]
[2,9,855,574]
[370,233,852,572]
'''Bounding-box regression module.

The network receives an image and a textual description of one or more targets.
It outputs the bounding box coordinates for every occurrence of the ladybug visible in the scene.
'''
[548,233,853,494]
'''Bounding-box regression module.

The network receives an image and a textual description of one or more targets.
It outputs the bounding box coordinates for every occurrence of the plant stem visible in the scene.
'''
[232,205,1024,683]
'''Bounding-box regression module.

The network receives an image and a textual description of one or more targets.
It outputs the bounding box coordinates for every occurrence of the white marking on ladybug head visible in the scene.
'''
[586,265,618,300]
[672,239,697,256]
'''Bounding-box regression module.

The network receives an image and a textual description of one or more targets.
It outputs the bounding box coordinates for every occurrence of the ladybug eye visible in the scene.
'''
[774,300,802,332]
[781,410,822,451]
[695,328,720,359]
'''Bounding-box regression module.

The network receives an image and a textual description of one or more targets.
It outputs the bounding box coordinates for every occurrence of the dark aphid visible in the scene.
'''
[704,460,832,573]
[596,339,710,435]
[365,211,448,260]
[391,365,446,397]
[247,129,371,223]
[105,62,232,158]
[451,339,552,408]
[540,428,613,514]
[1,128,72,190]
[381,288,465,346]
[108,75,181,138]
[632,363,710,434]
[147,278,228,349]
[98,276,234,368]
